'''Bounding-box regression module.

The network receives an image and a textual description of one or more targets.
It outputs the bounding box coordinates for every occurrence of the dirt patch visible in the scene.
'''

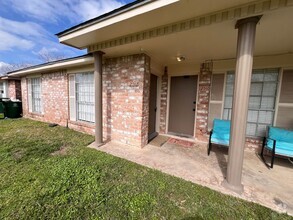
[12,149,25,161]
[50,145,70,156]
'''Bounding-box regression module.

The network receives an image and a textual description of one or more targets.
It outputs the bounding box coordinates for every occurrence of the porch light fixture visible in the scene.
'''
[176,56,185,62]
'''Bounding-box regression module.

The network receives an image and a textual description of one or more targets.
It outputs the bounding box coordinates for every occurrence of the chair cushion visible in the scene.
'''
[267,127,293,157]
[266,140,293,157]
[268,127,293,143]
[211,119,231,146]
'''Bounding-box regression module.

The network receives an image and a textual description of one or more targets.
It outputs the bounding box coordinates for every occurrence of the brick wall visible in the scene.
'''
[21,71,69,127]
[195,63,212,141]
[8,80,21,100]
[103,54,150,147]
[21,54,150,148]
[159,67,168,133]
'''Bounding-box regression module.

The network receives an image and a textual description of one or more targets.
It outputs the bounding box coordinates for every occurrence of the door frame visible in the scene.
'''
[148,73,161,141]
[166,74,199,138]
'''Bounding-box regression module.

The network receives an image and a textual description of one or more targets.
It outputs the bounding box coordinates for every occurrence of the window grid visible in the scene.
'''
[31,78,42,113]
[75,73,94,123]
[223,69,279,137]
[0,82,4,98]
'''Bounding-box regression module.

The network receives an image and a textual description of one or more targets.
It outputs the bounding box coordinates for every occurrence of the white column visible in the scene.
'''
[93,51,104,146]
[222,16,261,194]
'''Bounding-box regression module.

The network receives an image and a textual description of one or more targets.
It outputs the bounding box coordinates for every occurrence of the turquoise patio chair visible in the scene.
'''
[208,119,230,155]
[261,126,293,168]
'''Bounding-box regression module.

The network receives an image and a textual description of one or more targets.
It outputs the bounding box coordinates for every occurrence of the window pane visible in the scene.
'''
[246,123,256,136]
[261,97,275,109]
[31,78,42,113]
[251,73,264,82]
[250,83,262,96]
[256,124,267,137]
[262,83,277,96]
[223,109,229,120]
[224,96,233,108]
[247,110,258,123]
[264,70,278,81]
[226,74,234,83]
[258,111,273,124]
[76,72,95,123]
[225,83,234,96]
[249,97,261,109]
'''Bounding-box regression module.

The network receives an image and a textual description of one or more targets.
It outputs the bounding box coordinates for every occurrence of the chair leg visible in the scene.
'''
[270,140,276,169]
[260,137,267,166]
[271,150,275,169]
[261,137,266,157]
[208,130,213,156]
[208,142,212,156]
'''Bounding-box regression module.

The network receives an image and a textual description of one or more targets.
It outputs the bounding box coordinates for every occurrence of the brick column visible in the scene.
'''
[195,62,212,141]
[141,55,151,147]
[159,67,168,134]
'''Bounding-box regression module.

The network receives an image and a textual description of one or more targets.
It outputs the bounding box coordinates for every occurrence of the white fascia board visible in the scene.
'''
[59,0,179,42]
[9,57,94,77]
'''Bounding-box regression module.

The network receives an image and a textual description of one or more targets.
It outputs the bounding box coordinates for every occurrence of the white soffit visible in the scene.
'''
[87,0,293,53]
[58,0,179,44]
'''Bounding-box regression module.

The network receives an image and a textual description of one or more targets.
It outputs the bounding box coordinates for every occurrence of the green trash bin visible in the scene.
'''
[4,100,22,118]
[0,102,5,119]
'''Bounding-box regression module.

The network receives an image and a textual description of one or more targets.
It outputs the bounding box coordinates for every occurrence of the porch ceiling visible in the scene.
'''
[59,0,261,48]
[101,7,293,67]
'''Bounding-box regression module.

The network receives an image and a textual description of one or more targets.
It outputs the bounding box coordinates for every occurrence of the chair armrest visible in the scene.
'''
[264,137,277,151]
[266,137,276,142]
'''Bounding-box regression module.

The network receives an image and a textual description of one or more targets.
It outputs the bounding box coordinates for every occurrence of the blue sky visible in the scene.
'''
[0,0,135,74]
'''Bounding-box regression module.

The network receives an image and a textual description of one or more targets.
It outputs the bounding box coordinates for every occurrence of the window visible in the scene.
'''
[0,81,7,98]
[75,73,94,123]
[31,78,42,113]
[223,69,279,137]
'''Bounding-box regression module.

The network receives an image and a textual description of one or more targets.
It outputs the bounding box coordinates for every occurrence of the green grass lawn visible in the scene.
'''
[0,119,290,220]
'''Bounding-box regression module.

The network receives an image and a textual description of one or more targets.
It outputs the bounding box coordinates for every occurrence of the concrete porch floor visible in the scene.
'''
[91,136,293,215]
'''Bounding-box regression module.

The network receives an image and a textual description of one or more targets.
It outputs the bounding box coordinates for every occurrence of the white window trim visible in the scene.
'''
[27,77,43,114]
[69,72,95,123]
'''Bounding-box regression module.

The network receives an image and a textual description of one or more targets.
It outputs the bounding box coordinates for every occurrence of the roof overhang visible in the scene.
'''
[8,55,94,77]
[0,76,20,81]
[57,0,179,48]
[57,0,293,51]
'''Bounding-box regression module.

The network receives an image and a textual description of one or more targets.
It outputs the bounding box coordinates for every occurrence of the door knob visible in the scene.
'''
[193,108,195,111]
[193,101,196,104]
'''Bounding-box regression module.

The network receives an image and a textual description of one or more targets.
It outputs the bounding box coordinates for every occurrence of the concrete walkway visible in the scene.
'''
[90,136,293,215]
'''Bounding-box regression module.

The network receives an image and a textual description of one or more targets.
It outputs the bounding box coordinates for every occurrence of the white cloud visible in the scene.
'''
[0,0,127,65]
[0,17,48,37]
[70,0,124,21]
[0,30,35,51]
[0,16,49,51]
[6,0,124,23]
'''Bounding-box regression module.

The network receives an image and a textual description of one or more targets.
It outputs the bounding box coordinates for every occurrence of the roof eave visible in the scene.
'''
[56,0,151,38]
[7,55,94,77]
